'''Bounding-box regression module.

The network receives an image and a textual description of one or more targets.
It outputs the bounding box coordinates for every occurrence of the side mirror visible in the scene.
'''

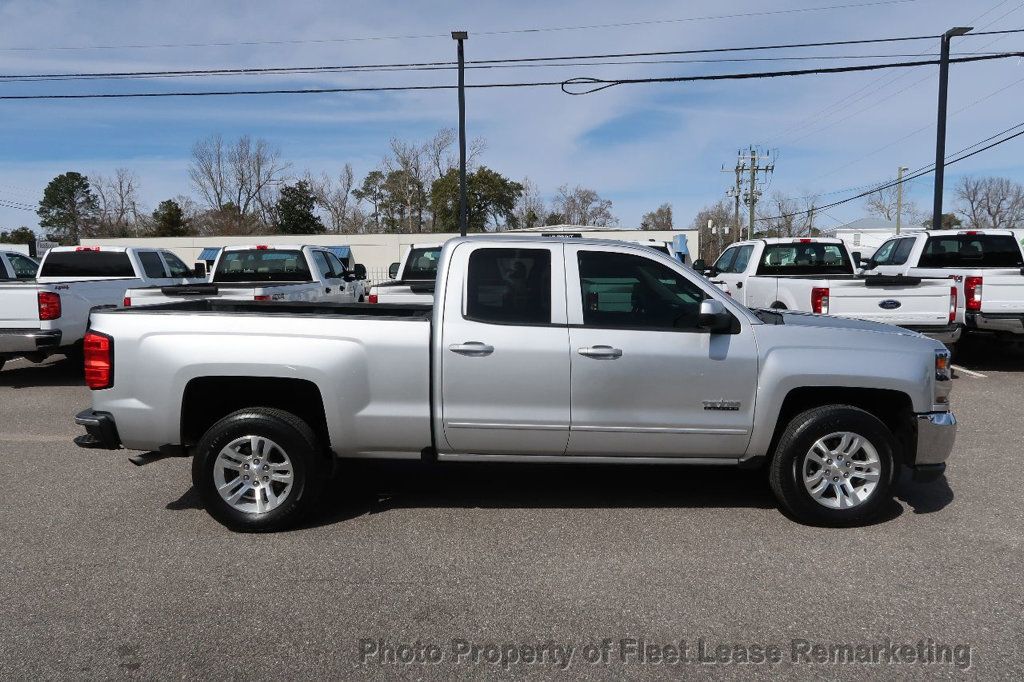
[354,263,367,280]
[692,258,706,272]
[861,258,876,270]
[851,251,862,265]
[388,262,400,279]
[193,262,207,278]
[698,299,733,333]
[342,271,357,282]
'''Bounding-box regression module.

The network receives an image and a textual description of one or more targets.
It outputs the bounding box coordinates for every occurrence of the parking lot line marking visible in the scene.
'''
[952,365,987,378]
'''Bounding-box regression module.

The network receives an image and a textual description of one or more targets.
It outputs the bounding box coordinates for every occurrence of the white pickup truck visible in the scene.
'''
[860,229,1024,340]
[701,238,960,346]
[123,244,363,307]
[0,245,202,370]
[75,236,956,531]
[369,244,441,304]
[1,249,39,280]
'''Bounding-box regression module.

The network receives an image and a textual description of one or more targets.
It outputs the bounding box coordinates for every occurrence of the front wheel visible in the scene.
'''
[769,406,895,526]
[192,407,329,532]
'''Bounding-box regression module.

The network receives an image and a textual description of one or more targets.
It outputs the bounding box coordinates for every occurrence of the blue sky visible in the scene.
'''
[1,0,1023,231]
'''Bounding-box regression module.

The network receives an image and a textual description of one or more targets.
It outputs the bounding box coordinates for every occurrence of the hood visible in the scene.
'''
[768,309,924,337]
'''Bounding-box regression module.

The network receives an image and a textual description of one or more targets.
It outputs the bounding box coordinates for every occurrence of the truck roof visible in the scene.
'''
[918,229,1018,237]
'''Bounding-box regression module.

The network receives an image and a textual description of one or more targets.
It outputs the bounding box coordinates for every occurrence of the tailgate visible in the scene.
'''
[979,273,1024,314]
[0,283,43,328]
[827,280,950,326]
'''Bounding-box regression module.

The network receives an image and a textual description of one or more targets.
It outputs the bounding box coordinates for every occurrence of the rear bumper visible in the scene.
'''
[965,312,1024,335]
[901,323,961,345]
[73,409,122,450]
[913,411,956,471]
[0,328,61,354]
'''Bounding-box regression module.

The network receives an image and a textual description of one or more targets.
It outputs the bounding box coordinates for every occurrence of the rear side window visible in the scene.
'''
[39,250,135,278]
[7,254,38,278]
[757,243,851,275]
[214,250,312,282]
[919,234,1024,268]
[138,251,167,278]
[466,248,551,325]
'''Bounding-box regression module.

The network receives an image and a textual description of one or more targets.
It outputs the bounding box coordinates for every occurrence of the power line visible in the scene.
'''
[3,52,1020,101]
[0,0,927,53]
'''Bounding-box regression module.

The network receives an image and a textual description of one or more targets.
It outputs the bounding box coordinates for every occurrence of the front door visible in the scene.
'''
[438,242,570,455]
[566,245,758,458]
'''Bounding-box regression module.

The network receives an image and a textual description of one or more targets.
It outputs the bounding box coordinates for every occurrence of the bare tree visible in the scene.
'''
[306,164,357,232]
[513,177,546,229]
[94,168,142,237]
[189,134,290,232]
[692,200,734,262]
[955,175,1024,229]
[758,192,819,238]
[640,203,673,231]
[864,182,920,225]
[552,185,617,226]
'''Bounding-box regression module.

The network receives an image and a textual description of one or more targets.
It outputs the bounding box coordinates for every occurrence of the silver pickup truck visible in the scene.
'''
[74,236,957,531]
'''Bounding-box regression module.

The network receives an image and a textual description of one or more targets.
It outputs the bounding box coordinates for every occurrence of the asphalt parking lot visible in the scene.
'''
[1,337,1022,680]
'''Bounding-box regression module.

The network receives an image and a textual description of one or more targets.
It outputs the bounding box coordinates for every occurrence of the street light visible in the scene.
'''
[452,31,469,237]
[931,26,972,231]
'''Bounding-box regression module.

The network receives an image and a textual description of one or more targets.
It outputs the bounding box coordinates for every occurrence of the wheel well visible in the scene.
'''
[770,387,914,463]
[181,377,329,449]
[770,301,787,309]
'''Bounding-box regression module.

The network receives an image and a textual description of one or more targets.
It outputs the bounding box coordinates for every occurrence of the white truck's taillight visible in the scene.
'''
[811,287,829,314]
[964,276,982,311]
[123,296,131,308]
[368,294,378,304]
[949,286,957,324]
[38,291,61,320]
[83,331,113,390]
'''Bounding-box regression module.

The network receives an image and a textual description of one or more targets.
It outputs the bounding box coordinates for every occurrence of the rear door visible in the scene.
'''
[565,245,758,458]
[438,242,570,455]
[310,250,346,302]
[135,250,176,287]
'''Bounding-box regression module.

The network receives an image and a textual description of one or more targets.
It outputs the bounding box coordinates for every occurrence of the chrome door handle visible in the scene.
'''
[578,345,623,359]
[448,341,494,356]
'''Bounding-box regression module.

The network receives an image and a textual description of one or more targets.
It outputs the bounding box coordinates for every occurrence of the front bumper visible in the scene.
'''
[965,312,1024,335]
[0,328,62,354]
[911,411,957,480]
[901,323,961,346]
[73,409,122,450]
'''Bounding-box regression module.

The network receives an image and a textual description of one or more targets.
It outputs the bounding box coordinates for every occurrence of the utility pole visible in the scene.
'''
[738,146,774,240]
[723,154,742,242]
[932,26,972,230]
[895,166,908,234]
[452,31,469,237]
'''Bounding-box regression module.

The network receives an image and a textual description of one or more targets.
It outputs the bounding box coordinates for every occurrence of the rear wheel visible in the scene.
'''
[769,406,894,526]
[192,407,329,532]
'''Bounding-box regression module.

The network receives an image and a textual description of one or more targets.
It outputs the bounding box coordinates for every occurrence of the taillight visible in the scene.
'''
[811,287,829,314]
[38,291,62,320]
[368,293,378,304]
[75,246,100,252]
[254,295,271,301]
[964,276,983,311]
[949,286,957,324]
[255,245,269,250]
[83,331,113,390]
[122,296,131,307]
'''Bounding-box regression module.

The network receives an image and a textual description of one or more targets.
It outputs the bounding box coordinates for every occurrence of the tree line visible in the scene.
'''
[0,130,675,245]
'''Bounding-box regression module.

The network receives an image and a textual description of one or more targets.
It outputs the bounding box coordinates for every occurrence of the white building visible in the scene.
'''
[826,217,922,257]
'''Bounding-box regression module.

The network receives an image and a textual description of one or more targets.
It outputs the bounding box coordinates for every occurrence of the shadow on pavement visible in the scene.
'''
[894,470,954,515]
[0,356,83,389]
[954,335,1024,373]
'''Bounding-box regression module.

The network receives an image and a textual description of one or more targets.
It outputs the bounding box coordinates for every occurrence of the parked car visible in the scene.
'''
[698,237,960,347]
[123,244,362,307]
[1,250,39,280]
[860,229,1024,341]
[0,245,202,371]
[368,244,441,304]
[75,236,955,531]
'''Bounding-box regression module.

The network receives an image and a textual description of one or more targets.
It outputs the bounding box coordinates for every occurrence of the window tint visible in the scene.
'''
[39,250,135,278]
[919,234,1024,268]
[163,252,191,278]
[757,243,851,275]
[891,238,916,265]
[138,251,167,278]
[466,248,551,325]
[404,247,441,280]
[312,251,334,279]
[870,239,899,266]
[7,254,38,278]
[325,252,348,277]
[578,250,705,330]
[712,247,737,273]
[213,250,312,282]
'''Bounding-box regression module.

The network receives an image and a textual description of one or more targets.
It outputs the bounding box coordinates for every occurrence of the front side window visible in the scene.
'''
[757,243,851,275]
[163,252,191,278]
[138,251,167,278]
[713,247,738,273]
[7,254,38,278]
[578,250,705,330]
[919,234,1024,268]
[325,252,348,277]
[871,239,899,266]
[214,250,312,282]
[466,248,551,325]
[312,251,334,280]
[891,238,916,265]
[730,245,755,273]
[40,250,135,278]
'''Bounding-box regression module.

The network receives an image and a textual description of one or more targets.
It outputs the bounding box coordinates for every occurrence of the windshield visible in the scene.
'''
[213,250,312,282]
[403,247,441,280]
[919,234,1024,268]
[756,243,852,276]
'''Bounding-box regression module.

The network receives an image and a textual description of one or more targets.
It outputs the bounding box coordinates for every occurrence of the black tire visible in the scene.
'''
[769,405,895,526]
[192,407,329,532]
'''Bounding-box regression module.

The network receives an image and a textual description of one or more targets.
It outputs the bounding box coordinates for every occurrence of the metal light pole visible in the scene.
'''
[895,166,908,234]
[932,26,972,231]
[452,31,469,237]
